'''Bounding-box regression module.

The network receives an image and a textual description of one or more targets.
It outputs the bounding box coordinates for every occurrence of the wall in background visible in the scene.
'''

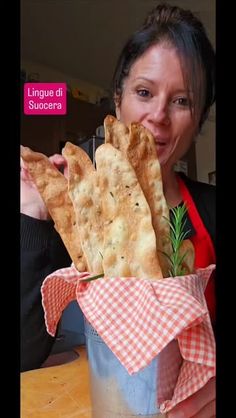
[195,107,215,184]
[21,61,215,184]
[21,61,113,156]
[21,60,109,104]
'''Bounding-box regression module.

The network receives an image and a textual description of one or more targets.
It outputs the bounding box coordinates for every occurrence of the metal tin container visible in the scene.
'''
[84,319,182,418]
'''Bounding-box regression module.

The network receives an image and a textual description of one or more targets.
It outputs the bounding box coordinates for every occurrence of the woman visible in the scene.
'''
[21,3,215,417]
[112,3,216,324]
[112,7,216,416]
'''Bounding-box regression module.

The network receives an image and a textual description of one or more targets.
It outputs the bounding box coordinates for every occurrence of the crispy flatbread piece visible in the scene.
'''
[95,143,163,279]
[104,115,172,277]
[62,142,104,274]
[20,146,87,272]
[179,239,195,275]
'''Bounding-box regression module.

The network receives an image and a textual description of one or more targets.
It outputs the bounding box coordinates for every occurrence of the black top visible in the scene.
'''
[20,214,71,372]
[20,174,215,371]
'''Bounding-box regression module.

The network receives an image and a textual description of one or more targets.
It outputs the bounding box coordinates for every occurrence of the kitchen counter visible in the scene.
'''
[21,345,166,418]
[21,345,91,418]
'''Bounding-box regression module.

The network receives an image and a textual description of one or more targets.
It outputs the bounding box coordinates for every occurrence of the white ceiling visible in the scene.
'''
[21,0,215,91]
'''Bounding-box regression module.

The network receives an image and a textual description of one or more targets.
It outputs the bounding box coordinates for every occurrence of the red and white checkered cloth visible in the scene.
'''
[41,264,216,413]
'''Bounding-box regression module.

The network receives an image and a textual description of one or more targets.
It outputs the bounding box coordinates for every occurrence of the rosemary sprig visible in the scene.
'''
[163,203,190,277]
[81,273,104,282]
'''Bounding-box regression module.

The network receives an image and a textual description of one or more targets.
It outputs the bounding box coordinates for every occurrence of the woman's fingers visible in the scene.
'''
[21,150,67,172]
[49,154,68,178]
[20,157,34,183]
[48,153,65,165]
[168,378,215,418]
[191,400,215,418]
[21,148,68,179]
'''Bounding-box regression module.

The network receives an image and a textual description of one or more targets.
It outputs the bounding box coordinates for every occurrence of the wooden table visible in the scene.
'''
[21,346,92,418]
[21,346,166,418]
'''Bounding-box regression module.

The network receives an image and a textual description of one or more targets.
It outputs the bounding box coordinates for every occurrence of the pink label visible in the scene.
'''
[24,83,67,115]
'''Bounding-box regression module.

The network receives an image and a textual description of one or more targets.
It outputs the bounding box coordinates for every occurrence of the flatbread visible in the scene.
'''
[62,142,104,274]
[179,239,195,274]
[104,115,172,277]
[95,143,163,279]
[20,146,87,272]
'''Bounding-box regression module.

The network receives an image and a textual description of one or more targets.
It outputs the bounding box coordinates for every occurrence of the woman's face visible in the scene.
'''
[116,43,199,169]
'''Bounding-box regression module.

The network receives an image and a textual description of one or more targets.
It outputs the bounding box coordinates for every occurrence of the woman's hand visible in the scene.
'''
[167,377,215,418]
[48,153,68,179]
[20,146,68,220]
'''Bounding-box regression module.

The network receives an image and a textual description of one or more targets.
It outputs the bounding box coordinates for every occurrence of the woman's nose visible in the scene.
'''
[148,98,170,126]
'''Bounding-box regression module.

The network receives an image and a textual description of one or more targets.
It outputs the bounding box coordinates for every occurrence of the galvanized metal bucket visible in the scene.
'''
[84,319,182,418]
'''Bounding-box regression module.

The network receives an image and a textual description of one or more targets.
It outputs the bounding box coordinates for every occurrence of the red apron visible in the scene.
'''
[177,176,216,325]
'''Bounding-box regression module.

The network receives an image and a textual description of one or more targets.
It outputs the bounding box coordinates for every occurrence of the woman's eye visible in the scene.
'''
[137,89,151,98]
[174,97,191,107]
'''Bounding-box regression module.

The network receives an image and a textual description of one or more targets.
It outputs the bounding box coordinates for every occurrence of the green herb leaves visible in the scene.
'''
[81,273,104,283]
[163,203,191,277]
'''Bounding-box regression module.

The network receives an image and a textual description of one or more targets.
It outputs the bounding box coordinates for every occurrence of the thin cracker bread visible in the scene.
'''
[20,146,87,271]
[95,143,163,279]
[179,239,195,274]
[62,142,104,274]
[104,115,172,277]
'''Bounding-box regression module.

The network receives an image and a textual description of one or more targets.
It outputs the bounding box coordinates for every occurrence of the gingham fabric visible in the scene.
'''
[41,264,216,413]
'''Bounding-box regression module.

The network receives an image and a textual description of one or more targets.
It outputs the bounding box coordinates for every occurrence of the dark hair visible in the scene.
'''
[112,3,215,129]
